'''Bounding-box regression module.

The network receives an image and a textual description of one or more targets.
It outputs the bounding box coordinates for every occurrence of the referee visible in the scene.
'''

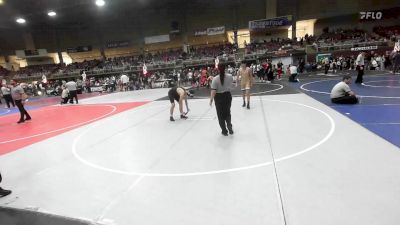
[210,64,234,136]
[11,80,31,124]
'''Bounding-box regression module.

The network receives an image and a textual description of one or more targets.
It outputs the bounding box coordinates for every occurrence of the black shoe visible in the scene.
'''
[25,117,31,121]
[228,128,234,135]
[221,131,228,136]
[242,102,246,107]
[247,103,250,109]
[17,120,25,124]
[170,116,175,122]
[0,187,11,197]
[180,114,188,119]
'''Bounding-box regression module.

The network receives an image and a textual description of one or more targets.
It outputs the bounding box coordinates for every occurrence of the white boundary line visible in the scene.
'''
[72,99,336,177]
[232,83,284,97]
[0,105,117,144]
[361,122,400,125]
[300,79,400,99]
[190,83,284,98]
[362,80,400,88]
[0,109,11,116]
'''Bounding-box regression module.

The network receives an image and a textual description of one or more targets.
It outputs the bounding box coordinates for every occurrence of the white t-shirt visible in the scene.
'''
[331,81,351,99]
[42,75,47,84]
[82,72,87,81]
[120,75,129,84]
[289,66,298,75]
[356,54,365,66]
[65,81,77,91]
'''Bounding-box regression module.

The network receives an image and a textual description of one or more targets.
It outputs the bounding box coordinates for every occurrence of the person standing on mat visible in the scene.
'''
[0,173,12,198]
[236,61,253,109]
[331,75,359,104]
[355,52,365,84]
[1,83,15,108]
[168,87,191,121]
[10,80,31,124]
[210,64,234,136]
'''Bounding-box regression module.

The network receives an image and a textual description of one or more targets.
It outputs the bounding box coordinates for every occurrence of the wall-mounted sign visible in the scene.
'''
[350,46,378,51]
[67,46,92,53]
[207,26,225,36]
[249,15,293,31]
[106,41,130,48]
[145,35,170,44]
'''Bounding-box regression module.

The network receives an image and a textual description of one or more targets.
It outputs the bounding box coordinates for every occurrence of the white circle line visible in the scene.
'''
[190,83,284,98]
[0,105,117,144]
[362,80,400,88]
[233,83,284,97]
[300,79,400,99]
[72,99,335,177]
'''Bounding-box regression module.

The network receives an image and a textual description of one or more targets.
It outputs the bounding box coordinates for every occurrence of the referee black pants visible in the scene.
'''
[214,92,232,133]
[15,100,31,121]
[69,90,78,104]
[355,65,364,83]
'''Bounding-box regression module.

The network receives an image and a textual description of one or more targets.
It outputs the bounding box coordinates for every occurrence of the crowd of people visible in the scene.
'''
[3,26,399,89]
[0,66,10,78]
[373,25,400,41]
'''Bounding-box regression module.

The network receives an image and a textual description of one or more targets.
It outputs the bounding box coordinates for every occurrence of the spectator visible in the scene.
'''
[1,84,15,108]
[288,64,299,82]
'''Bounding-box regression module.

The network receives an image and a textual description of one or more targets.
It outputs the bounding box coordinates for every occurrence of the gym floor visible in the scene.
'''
[0,71,399,225]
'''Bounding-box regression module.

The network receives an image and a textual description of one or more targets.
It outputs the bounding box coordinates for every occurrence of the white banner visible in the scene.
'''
[195,30,207,36]
[144,35,170,44]
[350,46,378,51]
[16,49,48,58]
[207,26,225,36]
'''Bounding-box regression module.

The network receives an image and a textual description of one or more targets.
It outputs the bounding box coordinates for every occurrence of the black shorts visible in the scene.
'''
[168,88,180,103]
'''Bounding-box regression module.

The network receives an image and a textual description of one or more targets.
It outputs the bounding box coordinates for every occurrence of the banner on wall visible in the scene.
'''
[249,15,293,31]
[207,26,225,36]
[67,46,92,53]
[106,41,130,48]
[350,46,378,51]
[359,7,400,21]
[194,30,207,36]
[316,53,332,63]
[144,35,170,44]
[16,49,48,58]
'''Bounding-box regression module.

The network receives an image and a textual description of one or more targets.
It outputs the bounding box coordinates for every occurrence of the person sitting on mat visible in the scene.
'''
[168,87,193,121]
[330,75,359,104]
